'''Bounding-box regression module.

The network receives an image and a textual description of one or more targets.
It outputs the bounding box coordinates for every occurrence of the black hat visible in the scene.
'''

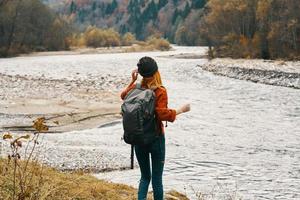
[137,57,158,77]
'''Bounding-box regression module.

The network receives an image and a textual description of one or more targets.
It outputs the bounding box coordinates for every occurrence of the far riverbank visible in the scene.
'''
[198,58,300,89]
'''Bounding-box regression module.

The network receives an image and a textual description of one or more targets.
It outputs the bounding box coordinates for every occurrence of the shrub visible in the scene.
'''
[146,36,171,51]
[122,32,136,46]
[0,118,48,200]
[83,27,121,48]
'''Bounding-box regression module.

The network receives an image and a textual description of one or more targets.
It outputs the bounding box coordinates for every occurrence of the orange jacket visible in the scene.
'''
[121,83,176,134]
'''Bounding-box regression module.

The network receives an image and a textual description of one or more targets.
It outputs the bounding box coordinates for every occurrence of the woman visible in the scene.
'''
[121,56,190,200]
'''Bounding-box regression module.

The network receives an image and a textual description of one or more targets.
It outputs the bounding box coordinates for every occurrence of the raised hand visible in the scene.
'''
[131,69,138,82]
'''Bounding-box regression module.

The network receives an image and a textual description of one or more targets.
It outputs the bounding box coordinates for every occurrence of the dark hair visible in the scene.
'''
[137,57,158,77]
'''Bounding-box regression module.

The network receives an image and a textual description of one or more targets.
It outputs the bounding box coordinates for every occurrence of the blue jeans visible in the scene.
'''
[135,135,165,200]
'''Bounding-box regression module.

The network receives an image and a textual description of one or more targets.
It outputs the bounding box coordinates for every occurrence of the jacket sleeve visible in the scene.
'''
[120,83,136,100]
[155,88,176,122]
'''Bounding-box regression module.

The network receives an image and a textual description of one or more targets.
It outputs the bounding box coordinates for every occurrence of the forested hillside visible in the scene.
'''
[1,0,299,59]
[53,0,299,59]
[43,0,207,44]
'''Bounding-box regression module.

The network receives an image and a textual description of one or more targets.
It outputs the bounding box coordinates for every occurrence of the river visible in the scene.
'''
[1,46,299,199]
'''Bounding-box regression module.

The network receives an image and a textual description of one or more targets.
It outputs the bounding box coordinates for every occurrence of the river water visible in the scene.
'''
[1,46,299,199]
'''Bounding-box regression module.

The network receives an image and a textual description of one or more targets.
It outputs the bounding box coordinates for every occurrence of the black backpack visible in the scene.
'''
[121,84,158,146]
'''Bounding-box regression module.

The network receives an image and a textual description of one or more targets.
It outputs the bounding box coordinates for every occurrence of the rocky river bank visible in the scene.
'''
[0,72,127,133]
[199,58,300,89]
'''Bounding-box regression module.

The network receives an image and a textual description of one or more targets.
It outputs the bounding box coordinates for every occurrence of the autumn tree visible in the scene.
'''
[200,0,261,58]
[266,0,300,58]
[200,0,300,59]
[0,0,71,57]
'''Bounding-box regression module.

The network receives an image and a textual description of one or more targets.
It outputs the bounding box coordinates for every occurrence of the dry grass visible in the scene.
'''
[146,37,171,51]
[126,37,171,52]
[0,159,189,200]
[0,158,136,200]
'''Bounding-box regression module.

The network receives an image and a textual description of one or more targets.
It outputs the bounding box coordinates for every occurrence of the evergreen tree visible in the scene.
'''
[127,0,142,39]
[192,0,206,9]
[92,1,96,11]
[158,0,167,9]
[143,0,157,20]
[172,0,179,6]
[182,2,191,18]
[106,0,118,15]
[70,1,77,13]
[78,9,85,23]
[111,0,118,11]
[127,0,136,13]
[172,8,179,24]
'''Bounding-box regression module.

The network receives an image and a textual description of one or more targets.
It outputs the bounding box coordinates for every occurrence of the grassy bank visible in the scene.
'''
[0,158,134,199]
[0,159,189,200]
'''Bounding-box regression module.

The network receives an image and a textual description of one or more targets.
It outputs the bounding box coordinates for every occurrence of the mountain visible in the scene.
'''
[42,0,207,43]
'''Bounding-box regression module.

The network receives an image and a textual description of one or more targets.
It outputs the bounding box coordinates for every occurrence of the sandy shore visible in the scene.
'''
[20,45,174,58]
[199,58,300,89]
[20,46,134,57]
[0,72,126,133]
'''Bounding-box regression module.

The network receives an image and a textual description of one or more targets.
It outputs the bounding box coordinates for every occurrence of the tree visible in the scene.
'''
[192,0,206,9]
[70,1,77,13]
[158,0,167,9]
[127,0,142,39]
[172,8,179,24]
[106,0,118,15]
[0,0,10,7]
[142,0,158,21]
[200,0,258,57]
[0,0,71,57]
[256,0,271,59]
[181,2,191,18]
